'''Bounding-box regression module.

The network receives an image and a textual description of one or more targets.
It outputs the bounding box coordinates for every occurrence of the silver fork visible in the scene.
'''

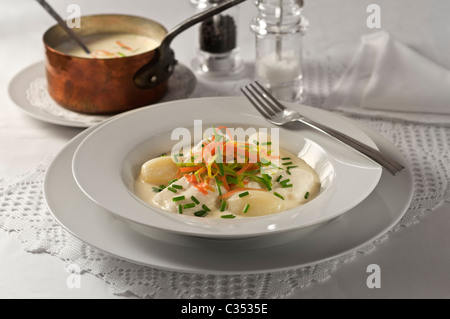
[241,82,405,176]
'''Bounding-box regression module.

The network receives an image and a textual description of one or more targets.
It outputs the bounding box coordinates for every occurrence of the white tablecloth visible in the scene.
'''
[1,0,449,298]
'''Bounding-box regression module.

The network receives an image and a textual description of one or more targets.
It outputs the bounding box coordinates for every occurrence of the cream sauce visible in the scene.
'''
[54,33,160,59]
[134,149,321,219]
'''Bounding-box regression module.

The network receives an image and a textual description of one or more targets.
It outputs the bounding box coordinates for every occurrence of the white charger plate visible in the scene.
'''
[72,97,382,239]
[44,112,412,275]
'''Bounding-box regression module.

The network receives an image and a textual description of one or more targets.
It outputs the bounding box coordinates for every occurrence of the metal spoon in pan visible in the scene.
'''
[35,0,91,54]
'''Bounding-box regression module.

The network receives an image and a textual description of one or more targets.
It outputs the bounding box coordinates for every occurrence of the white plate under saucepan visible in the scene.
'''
[44,109,412,275]
[71,97,382,239]
[7,61,196,128]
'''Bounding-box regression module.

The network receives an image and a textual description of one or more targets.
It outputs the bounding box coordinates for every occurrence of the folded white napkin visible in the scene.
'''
[324,31,450,125]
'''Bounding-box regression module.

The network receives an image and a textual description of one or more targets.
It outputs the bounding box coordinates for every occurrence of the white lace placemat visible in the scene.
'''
[1,58,449,298]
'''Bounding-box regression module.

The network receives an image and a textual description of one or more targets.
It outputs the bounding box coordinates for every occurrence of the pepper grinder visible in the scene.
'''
[251,0,309,102]
[191,0,244,76]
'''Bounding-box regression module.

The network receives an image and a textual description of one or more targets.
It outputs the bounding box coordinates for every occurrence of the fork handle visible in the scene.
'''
[295,117,406,176]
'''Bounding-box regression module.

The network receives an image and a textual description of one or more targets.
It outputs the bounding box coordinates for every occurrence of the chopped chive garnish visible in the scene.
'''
[202,204,211,212]
[243,204,250,214]
[286,166,297,176]
[178,204,183,214]
[168,179,178,186]
[239,191,250,198]
[282,184,294,188]
[172,196,185,202]
[152,187,162,193]
[280,179,291,186]
[217,163,225,176]
[183,203,196,209]
[117,52,126,57]
[191,196,200,205]
[261,142,272,146]
[274,192,285,200]
[276,175,283,183]
[221,214,235,219]
[159,185,166,189]
[270,163,284,170]
[282,157,291,161]
[194,210,208,217]
[226,176,239,185]
[283,162,293,166]
[247,175,272,191]
[304,192,310,199]
[167,187,177,193]
[215,177,223,196]
[173,154,182,163]
[172,184,183,190]
[220,200,227,212]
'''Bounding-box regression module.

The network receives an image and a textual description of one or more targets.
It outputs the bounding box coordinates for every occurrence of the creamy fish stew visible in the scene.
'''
[134,130,320,219]
[54,33,160,59]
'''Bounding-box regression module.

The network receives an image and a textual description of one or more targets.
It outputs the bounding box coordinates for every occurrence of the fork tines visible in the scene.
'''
[241,82,286,119]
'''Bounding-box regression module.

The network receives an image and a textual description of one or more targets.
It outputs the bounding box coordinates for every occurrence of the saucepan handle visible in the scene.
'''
[134,0,247,89]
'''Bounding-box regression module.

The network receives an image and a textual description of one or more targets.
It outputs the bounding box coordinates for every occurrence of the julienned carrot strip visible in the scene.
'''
[219,188,266,200]
[216,126,234,141]
[184,174,196,184]
[222,175,231,192]
[180,166,203,173]
[236,163,254,176]
[116,41,132,51]
[203,141,225,159]
[99,50,114,55]
[193,184,208,195]
[203,184,215,192]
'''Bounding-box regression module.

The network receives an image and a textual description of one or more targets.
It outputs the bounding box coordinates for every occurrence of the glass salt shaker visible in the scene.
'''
[191,0,244,76]
[251,0,309,102]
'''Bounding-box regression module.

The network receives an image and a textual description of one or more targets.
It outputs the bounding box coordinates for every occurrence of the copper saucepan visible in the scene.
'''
[43,0,246,114]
